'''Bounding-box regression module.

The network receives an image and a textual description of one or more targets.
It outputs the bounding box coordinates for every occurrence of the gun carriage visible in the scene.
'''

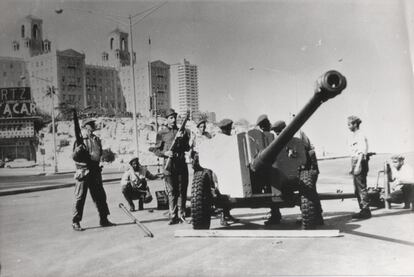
[191,70,348,230]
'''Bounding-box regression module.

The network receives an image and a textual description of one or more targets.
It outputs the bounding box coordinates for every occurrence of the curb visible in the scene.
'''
[0,177,121,196]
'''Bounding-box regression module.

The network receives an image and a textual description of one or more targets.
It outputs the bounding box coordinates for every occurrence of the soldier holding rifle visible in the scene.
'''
[71,117,115,231]
[153,108,191,225]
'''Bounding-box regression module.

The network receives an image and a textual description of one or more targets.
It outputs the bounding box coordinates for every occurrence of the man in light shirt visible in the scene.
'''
[387,154,414,210]
[347,115,371,219]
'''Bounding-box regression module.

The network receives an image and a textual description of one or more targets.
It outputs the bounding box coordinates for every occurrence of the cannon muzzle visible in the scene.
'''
[251,70,347,171]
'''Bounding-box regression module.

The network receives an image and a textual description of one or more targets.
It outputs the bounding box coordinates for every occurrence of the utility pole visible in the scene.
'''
[49,86,58,174]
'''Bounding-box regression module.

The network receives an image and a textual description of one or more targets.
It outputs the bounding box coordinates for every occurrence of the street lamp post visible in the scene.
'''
[48,86,58,173]
[21,75,58,173]
[129,15,139,155]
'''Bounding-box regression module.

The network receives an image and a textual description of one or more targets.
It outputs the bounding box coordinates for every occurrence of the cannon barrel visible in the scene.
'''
[251,70,347,172]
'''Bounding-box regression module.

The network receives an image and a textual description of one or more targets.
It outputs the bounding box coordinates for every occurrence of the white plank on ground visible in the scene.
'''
[174,229,342,238]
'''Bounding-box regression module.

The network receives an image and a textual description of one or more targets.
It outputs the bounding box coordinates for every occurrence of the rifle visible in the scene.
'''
[164,111,190,171]
[73,108,83,146]
[72,108,90,163]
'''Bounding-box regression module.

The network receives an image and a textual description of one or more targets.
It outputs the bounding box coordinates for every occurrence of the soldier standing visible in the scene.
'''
[271,120,324,226]
[215,119,240,226]
[347,115,371,219]
[256,115,283,226]
[153,108,190,225]
[71,119,115,231]
[190,118,212,171]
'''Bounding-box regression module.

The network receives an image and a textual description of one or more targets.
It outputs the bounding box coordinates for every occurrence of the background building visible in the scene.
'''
[11,15,52,59]
[23,49,86,115]
[85,65,125,114]
[101,28,131,69]
[0,56,29,88]
[204,111,216,123]
[177,59,199,118]
[150,60,171,117]
[0,87,39,161]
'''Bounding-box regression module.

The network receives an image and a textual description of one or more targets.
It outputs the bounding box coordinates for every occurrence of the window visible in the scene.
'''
[21,25,25,38]
[32,24,40,40]
[110,38,114,50]
[12,41,19,51]
[121,38,127,51]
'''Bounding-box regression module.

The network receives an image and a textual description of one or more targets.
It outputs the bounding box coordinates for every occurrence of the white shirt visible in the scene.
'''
[390,163,414,190]
[348,129,368,157]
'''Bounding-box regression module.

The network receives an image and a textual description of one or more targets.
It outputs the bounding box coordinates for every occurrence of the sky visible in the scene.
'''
[0,0,413,154]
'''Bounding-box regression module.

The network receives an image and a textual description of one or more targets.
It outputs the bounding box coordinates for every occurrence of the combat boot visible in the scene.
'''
[352,209,371,219]
[168,217,180,225]
[100,218,116,227]
[72,222,84,231]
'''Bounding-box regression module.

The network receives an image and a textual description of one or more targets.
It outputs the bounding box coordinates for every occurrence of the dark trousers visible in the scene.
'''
[388,184,413,206]
[72,168,110,223]
[352,158,370,210]
[164,165,188,219]
[122,184,146,210]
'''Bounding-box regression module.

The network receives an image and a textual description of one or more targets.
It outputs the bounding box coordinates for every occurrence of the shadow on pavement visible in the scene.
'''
[209,209,414,247]
[325,211,414,247]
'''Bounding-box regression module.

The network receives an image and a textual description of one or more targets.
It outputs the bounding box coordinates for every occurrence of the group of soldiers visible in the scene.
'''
[70,109,413,231]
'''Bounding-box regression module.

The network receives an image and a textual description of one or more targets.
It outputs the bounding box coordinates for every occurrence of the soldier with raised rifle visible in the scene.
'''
[153,108,191,225]
[71,118,115,231]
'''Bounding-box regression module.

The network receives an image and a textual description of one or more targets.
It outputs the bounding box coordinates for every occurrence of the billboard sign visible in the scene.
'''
[0,119,35,138]
[0,87,36,117]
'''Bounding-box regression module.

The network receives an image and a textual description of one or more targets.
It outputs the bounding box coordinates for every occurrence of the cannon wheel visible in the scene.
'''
[299,170,318,229]
[191,169,213,229]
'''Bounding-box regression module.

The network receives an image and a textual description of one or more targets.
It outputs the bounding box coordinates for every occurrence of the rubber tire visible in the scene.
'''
[299,170,318,230]
[191,170,212,229]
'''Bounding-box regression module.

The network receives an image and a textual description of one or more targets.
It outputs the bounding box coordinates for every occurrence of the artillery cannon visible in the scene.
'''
[191,70,347,230]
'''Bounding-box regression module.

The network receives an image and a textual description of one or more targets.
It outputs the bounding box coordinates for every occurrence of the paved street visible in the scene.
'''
[0,155,413,276]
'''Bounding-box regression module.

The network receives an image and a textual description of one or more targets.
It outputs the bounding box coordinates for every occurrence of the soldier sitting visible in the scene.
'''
[121,157,161,212]
[386,154,414,210]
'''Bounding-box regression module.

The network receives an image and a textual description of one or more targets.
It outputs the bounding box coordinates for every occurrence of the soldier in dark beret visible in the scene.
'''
[190,118,212,171]
[215,118,240,226]
[256,114,271,132]
[217,118,233,135]
[269,119,323,226]
[120,157,161,211]
[152,108,191,225]
[270,120,286,136]
[71,119,115,231]
[254,115,283,226]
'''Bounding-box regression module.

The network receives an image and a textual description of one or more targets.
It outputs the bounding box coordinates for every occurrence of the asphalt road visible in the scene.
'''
[0,154,413,276]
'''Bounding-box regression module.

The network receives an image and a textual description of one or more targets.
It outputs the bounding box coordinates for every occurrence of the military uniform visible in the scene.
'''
[153,119,190,222]
[72,133,110,227]
[121,164,157,211]
[190,119,212,171]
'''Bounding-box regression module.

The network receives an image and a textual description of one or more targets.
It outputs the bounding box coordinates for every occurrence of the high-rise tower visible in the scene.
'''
[177,59,199,117]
